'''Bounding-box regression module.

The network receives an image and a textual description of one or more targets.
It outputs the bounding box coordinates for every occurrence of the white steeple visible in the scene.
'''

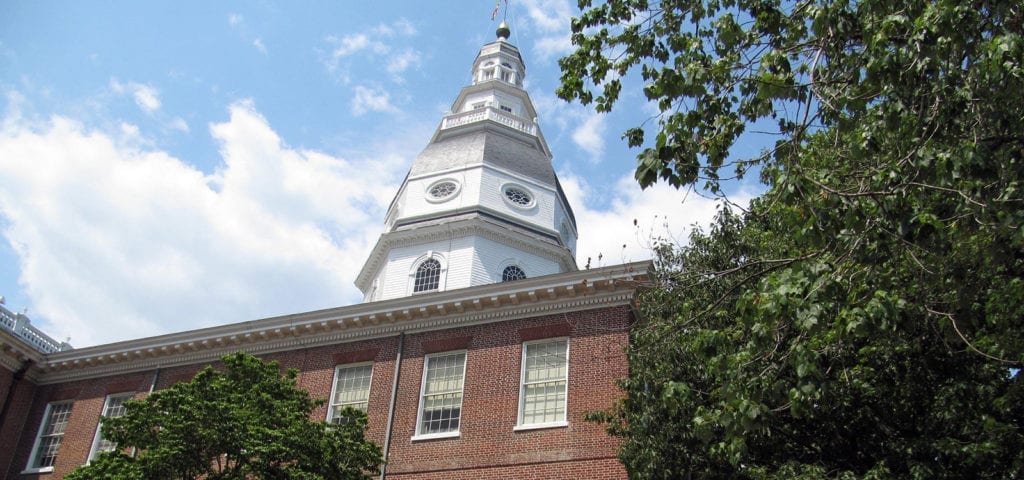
[356,24,578,302]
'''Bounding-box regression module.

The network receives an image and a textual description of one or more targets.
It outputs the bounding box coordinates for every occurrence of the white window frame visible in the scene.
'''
[501,264,527,282]
[413,350,467,441]
[515,338,570,431]
[408,252,447,295]
[87,392,134,462]
[23,401,73,473]
[425,178,461,204]
[326,362,374,424]
[500,182,537,210]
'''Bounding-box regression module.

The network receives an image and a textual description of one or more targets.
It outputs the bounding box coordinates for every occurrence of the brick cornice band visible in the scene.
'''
[105,381,140,394]
[422,336,473,354]
[518,323,572,341]
[332,348,380,365]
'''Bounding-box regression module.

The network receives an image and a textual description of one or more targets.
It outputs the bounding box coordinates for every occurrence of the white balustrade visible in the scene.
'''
[442,106,536,136]
[0,303,70,353]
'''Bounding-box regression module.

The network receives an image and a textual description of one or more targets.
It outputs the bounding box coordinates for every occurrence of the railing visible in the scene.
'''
[441,107,537,136]
[0,303,71,353]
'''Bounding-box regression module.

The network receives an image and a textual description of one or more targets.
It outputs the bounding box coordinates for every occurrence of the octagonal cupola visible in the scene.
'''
[471,23,524,88]
[356,25,578,302]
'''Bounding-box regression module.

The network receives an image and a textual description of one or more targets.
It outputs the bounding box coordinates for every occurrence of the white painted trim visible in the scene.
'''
[34,262,651,385]
[326,362,374,423]
[424,178,462,204]
[411,431,461,442]
[512,420,568,432]
[87,392,134,462]
[408,252,448,296]
[516,337,569,428]
[414,350,468,438]
[357,215,577,291]
[500,182,537,210]
[498,257,527,282]
[24,401,72,473]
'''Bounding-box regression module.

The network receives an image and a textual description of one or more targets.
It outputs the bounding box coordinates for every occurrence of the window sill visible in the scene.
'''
[411,431,460,442]
[514,420,568,432]
[22,466,54,474]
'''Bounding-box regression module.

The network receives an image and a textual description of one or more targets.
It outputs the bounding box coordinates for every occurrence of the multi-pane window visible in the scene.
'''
[413,258,441,293]
[27,402,73,471]
[518,339,569,427]
[503,186,532,206]
[416,351,466,437]
[502,265,527,282]
[89,393,133,461]
[428,181,458,201]
[327,363,373,424]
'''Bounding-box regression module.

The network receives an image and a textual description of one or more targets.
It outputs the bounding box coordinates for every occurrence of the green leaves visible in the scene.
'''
[568,0,1024,477]
[66,352,381,480]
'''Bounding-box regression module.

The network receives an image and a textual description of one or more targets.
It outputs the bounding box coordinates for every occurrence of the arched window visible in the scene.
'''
[414,258,442,292]
[502,265,527,282]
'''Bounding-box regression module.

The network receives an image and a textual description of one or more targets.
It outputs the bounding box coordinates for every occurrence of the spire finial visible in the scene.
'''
[496,21,510,40]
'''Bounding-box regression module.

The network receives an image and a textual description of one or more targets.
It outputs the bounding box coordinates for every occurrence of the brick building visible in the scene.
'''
[0,24,650,479]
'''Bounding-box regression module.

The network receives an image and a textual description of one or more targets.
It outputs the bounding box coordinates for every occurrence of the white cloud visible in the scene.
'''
[520,0,572,32]
[110,79,161,114]
[571,112,606,159]
[529,89,611,162]
[351,85,397,116]
[386,49,421,76]
[322,20,420,84]
[518,0,574,59]
[329,33,374,58]
[534,35,572,60]
[562,173,755,268]
[132,86,160,113]
[228,13,266,54]
[3,90,27,127]
[374,18,417,37]
[168,117,190,133]
[0,101,406,346]
[119,122,140,138]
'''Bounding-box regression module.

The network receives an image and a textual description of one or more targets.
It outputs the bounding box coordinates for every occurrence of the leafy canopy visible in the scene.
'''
[66,352,382,480]
[561,0,1024,478]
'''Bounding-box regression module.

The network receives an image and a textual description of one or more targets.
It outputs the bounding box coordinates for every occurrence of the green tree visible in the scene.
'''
[561,0,1024,478]
[66,352,381,480]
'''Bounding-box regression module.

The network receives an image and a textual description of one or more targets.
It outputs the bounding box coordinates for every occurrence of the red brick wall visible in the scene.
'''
[381,306,630,478]
[7,371,152,479]
[388,457,627,480]
[0,362,39,477]
[6,305,632,479]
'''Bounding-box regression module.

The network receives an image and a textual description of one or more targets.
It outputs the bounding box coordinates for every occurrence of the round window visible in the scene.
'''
[426,180,460,203]
[502,185,534,208]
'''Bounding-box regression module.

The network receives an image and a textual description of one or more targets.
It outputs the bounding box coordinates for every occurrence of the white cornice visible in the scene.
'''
[407,162,553,192]
[0,328,47,382]
[33,262,651,385]
[448,83,538,124]
[432,112,550,157]
[355,215,576,292]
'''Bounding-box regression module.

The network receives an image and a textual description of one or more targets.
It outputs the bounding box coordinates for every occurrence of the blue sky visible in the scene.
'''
[0,1,761,347]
